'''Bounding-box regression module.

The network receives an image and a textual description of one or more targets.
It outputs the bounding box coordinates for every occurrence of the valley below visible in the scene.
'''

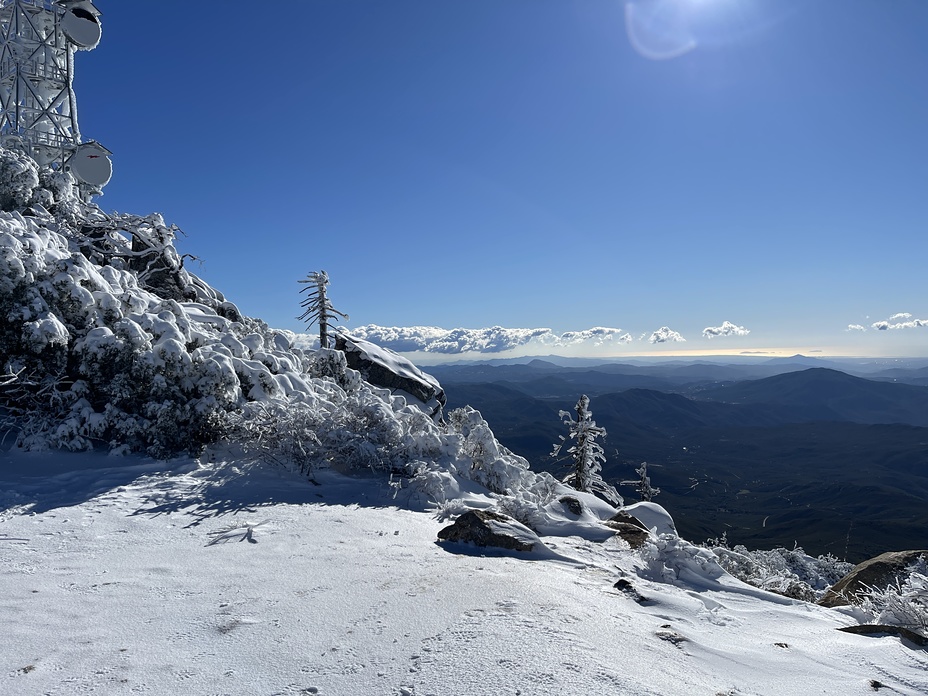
[433,358,928,562]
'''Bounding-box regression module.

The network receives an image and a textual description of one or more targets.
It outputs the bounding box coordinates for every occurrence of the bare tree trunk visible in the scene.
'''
[319,314,329,350]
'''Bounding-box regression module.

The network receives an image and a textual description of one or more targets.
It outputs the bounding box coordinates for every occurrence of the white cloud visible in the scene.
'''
[648,326,686,344]
[702,321,750,340]
[846,324,867,332]
[867,312,928,331]
[557,327,634,346]
[344,325,634,354]
[871,316,928,331]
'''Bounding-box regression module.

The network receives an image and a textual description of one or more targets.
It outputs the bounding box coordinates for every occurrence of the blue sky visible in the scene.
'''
[75,0,927,358]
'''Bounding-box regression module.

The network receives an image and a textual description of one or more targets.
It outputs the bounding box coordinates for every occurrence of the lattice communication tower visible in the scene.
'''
[0,0,111,195]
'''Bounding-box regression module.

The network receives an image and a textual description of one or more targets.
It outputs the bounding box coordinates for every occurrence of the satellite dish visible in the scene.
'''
[61,7,101,49]
[68,142,112,187]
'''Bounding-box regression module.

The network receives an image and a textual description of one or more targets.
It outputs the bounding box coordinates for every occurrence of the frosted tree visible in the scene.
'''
[298,270,348,349]
[551,395,622,506]
[0,147,38,211]
[622,462,660,502]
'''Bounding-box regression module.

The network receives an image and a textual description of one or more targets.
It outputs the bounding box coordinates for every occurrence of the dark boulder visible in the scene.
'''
[437,510,537,552]
[335,333,445,415]
[603,520,651,549]
[603,510,652,548]
[837,624,928,647]
[819,550,928,608]
[559,496,584,516]
[613,578,649,604]
[609,510,650,531]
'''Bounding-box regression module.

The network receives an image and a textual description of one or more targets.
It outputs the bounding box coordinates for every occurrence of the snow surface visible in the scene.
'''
[625,501,678,536]
[2,450,926,696]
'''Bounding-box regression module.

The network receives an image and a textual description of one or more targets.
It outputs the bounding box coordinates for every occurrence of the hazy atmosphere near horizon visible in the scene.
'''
[81,0,927,359]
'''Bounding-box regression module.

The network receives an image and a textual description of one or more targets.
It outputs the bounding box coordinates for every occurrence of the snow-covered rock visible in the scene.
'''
[335,332,445,416]
[624,501,677,536]
[820,550,928,608]
[437,509,539,551]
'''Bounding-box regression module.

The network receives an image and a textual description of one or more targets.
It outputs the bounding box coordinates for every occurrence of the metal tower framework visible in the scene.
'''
[0,0,101,168]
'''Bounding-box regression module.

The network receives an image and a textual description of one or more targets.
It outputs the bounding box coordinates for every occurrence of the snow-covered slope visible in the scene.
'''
[1,152,926,695]
[1,450,926,696]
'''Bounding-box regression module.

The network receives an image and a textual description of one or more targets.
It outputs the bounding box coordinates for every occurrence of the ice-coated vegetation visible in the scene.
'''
[0,205,301,457]
[857,556,928,638]
[0,148,567,516]
[703,534,854,602]
[551,394,622,506]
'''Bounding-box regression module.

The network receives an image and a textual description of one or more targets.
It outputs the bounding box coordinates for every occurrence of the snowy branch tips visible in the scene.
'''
[551,395,622,507]
[298,271,348,349]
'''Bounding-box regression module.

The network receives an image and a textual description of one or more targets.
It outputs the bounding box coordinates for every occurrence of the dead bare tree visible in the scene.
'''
[621,461,660,502]
[298,270,348,349]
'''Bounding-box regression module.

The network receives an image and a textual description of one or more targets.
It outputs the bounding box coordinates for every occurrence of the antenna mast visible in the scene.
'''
[0,0,111,197]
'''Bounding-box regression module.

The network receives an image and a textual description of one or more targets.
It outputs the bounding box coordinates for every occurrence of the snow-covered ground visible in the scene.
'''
[2,450,926,696]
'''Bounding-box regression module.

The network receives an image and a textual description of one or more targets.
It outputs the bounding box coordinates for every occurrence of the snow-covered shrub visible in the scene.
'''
[307,347,361,393]
[641,533,727,585]
[494,473,563,529]
[233,400,325,475]
[0,147,86,220]
[704,536,853,601]
[858,568,928,638]
[234,383,437,478]
[0,148,39,211]
[0,207,325,457]
[429,496,470,521]
[445,406,534,494]
[232,395,552,511]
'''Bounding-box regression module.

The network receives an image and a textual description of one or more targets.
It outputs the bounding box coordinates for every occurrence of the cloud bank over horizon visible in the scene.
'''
[344,325,635,355]
[852,313,928,332]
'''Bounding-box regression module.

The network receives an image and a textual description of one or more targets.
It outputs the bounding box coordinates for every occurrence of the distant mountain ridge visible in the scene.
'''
[696,367,928,427]
[437,362,928,559]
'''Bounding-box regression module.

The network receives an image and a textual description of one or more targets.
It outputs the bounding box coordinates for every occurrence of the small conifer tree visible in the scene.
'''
[298,270,348,349]
[551,394,622,506]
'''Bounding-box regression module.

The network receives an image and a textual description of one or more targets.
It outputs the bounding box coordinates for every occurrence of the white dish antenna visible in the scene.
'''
[61,4,102,49]
[67,142,112,188]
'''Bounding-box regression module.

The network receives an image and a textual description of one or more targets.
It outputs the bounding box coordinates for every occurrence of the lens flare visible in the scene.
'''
[625,0,699,61]
[623,0,785,61]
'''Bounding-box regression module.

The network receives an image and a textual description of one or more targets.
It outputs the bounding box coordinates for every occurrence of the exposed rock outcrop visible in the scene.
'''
[837,624,928,647]
[609,510,650,531]
[819,550,928,608]
[602,510,651,549]
[604,520,651,549]
[335,333,445,416]
[437,510,537,552]
[559,495,584,516]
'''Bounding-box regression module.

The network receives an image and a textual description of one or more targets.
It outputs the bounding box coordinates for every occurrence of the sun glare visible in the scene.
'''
[623,0,745,61]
